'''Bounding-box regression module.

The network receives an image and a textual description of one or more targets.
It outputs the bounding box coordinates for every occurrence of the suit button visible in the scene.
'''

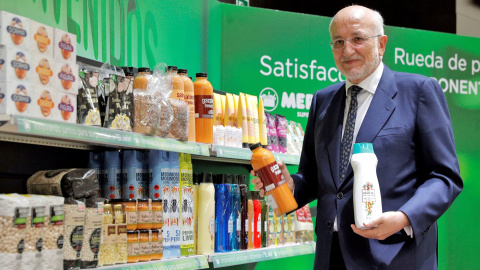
[326,221,332,227]
[337,192,344,199]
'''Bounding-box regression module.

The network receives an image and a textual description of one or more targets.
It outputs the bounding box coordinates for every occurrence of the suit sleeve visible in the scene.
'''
[291,91,320,208]
[398,78,463,246]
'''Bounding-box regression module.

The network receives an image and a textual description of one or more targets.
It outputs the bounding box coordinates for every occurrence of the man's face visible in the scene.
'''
[330,9,386,84]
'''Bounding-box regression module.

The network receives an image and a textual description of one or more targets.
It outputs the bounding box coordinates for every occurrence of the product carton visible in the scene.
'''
[32,54,54,88]
[0,11,30,50]
[31,86,57,121]
[0,46,32,84]
[54,28,76,63]
[54,92,76,123]
[0,46,5,82]
[3,81,34,116]
[54,61,78,95]
[30,20,54,58]
[0,81,6,114]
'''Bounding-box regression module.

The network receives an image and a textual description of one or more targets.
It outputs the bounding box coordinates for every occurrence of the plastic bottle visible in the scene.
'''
[239,175,249,250]
[215,174,226,252]
[222,174,233,252]
[247,192,254,250]
[178,69,195,142]
[192,173,199,254]
[231,175,241,251]
[252,191,261,249]
[250,143,298,216]
[167,66,184,101]
[193,73,213,143]
[179,153,194,256]
[261,197,268,247]
[351,143,383,229]
[133,68,150,134]
[197,172,216,255]
[214,174,220,252]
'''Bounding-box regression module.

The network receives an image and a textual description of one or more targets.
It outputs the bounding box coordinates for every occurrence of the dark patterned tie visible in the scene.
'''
[339,85,362,182]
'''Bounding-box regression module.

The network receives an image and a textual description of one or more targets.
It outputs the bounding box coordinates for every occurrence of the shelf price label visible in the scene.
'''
[273,153,300,165]
[210,243,315,267]
[102,255,208,270]
[213,145,252,160]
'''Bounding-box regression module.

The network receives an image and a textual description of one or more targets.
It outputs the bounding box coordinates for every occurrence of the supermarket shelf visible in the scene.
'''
[97,255,209,270]
[208,243,316,268]
[0,114,301,165]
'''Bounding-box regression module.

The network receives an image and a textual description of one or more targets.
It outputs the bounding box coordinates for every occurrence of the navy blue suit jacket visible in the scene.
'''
[292,65,463,270]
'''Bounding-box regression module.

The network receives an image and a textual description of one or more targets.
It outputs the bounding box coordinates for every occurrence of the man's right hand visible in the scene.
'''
[250,160,294,197]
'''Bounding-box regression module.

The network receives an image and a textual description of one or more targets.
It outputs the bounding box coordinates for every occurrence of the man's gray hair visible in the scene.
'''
[329,6,385,36]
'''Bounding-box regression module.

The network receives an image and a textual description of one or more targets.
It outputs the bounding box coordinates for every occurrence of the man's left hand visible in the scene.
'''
[350,211,410,240]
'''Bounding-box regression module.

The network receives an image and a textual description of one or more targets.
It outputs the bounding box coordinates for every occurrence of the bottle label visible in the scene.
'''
[237,219,241,232]
[228,218,233,234]
[255,162,286,192]
[245,220,249,233]
[210,217,215,235]
[267,195,278,210]
[362,182,377,218]
[194,95,213,119]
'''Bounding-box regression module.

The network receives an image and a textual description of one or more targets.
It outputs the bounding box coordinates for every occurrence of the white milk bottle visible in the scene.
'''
[351,143,382,229]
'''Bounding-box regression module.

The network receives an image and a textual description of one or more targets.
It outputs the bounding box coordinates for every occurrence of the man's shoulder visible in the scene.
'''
[315,82,345,97]
[386,66,433,86]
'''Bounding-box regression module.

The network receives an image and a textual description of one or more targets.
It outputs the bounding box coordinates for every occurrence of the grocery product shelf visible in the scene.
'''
[208,243,316,268]
[0,114,301,165]
[97,255,209,270]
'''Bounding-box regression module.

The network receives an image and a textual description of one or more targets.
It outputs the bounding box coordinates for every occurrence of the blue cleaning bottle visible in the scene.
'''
[215,174,227,252]
[223,174,233,252]
[214,174,220,252]
[231,174,241,251]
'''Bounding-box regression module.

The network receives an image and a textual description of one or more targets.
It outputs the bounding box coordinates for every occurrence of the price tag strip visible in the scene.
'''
[99,255,209,270]
[209,243,315,268]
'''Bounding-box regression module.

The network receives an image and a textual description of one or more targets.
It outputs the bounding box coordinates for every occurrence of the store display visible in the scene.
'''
[78,70,101,126]
[101,150,122,200]
[149,150,168,200]
[26,168,100,199]
[352,143,382,229]
[103,75,133,132]
[197,172,215,255]
[250,143,298,216]
[193,72,213,144]
[122,150,148,200]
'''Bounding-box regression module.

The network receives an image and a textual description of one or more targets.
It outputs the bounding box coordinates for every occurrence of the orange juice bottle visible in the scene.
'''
[178,69,196,142]
[193,73,213,143]
[167,66,184,101]
[133,67,150,90]
[250,143,298,216]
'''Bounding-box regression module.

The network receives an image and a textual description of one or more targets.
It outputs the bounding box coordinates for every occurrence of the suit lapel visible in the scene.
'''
[339,66,398,190]
[326,85,347,189]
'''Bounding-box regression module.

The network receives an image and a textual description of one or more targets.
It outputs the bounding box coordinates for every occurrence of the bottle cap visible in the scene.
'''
[125,71,134,77]
[109,199,122,204]
[218,174,230,184]
[231,174,238,185]
[249,142,262,151]
[151,229,159,233]
[196,72,207,77]
[178,69,187,74]
[122,66,134,74]
[139,229,149,234]
[138,67,150,73]
[238,175,247,185]
[192,173,199,185]
[167,66,177,71]
[352,143,375,154]
[249,190,259,200]
[201,172,213,184]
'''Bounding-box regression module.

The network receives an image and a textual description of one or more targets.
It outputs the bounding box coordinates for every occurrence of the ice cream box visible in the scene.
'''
[0,11,30,50]
[32,54,54,88]
[30,19,54,58]
[54,28,76,63]
[54,92,76,124]
[54,60,78,95]
[31,85,57,121]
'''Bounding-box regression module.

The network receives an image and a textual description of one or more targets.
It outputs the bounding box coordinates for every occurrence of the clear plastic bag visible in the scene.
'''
[134,63,174,137]
[169,98,189,141]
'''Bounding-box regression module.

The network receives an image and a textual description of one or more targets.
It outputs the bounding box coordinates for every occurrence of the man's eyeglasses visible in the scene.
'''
[330,35,381,50]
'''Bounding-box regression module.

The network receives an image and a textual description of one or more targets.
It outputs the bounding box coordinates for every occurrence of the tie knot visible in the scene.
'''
[349,85,362,97]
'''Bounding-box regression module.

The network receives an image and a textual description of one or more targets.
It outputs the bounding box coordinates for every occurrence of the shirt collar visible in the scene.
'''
[345,62,384,95]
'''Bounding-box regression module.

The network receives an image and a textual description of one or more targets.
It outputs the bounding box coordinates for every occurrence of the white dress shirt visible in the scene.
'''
[333,62,413,237]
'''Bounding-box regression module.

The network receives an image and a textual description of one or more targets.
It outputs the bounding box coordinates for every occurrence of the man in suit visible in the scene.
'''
[251,5,463,270]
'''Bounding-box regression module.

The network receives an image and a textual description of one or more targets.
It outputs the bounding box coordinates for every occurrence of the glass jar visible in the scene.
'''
[138,229,152,262]
[151,229,163,260]
[114,204,128,264]
[127,230,139,263]
[114,204,125,224]
[151,199,163,229]
[124,199,137,230]
[137,199,152,230]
